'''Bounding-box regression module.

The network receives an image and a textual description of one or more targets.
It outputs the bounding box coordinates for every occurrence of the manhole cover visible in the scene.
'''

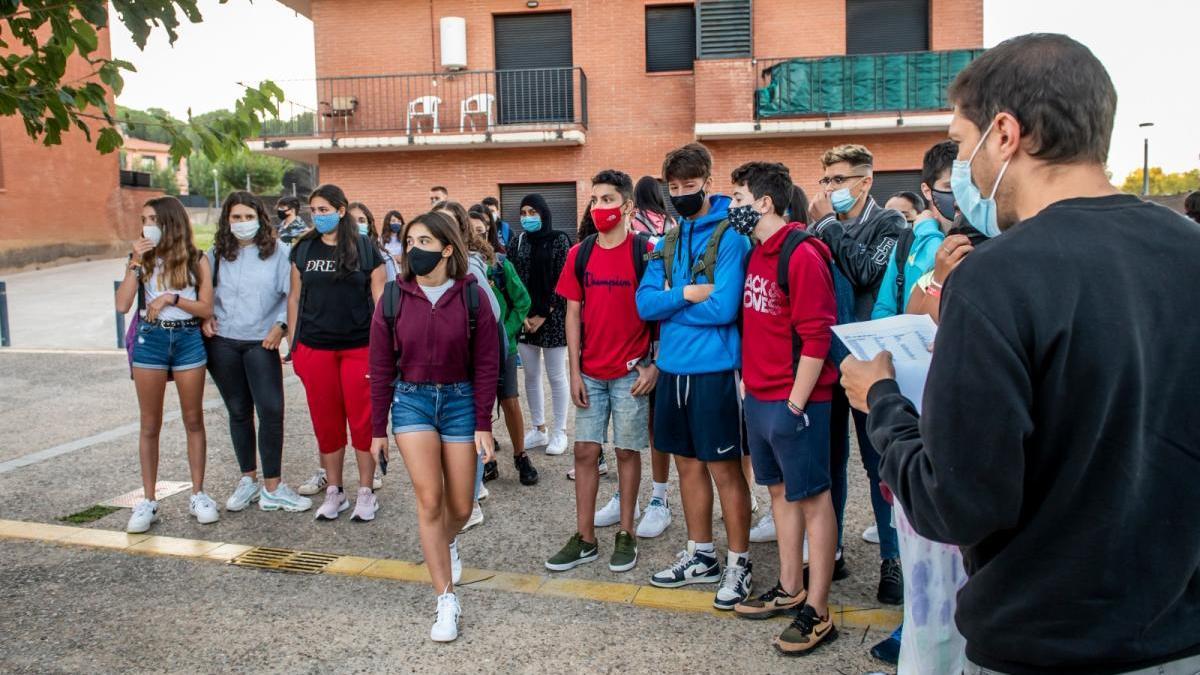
[231,547,339,574]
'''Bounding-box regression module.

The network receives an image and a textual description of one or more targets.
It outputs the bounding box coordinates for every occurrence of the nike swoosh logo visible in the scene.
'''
[815,625,831,638]
[716,446,735,455]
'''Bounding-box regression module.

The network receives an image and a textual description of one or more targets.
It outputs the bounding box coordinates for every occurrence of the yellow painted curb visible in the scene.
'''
[0,519,902,628]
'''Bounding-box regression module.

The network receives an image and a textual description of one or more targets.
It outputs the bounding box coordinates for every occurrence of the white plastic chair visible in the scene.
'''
[406,95,441,134]
[460,93,495,131]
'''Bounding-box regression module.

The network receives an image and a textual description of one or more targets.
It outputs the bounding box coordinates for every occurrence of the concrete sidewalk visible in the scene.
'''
[2,257,131,349]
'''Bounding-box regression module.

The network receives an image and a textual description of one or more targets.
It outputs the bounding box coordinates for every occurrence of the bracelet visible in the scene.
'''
[172,293,181,306]
[786,400,805,416]
[930,278,944,290]
[927,284,942,299]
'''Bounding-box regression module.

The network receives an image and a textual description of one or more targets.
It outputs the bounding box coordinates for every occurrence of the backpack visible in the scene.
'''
[651,218,734,288]
[379,277,482,383]
[573,232,652,295]
[891,228,916,312]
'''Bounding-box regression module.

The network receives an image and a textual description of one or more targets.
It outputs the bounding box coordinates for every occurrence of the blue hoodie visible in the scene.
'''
[636,194,751,375]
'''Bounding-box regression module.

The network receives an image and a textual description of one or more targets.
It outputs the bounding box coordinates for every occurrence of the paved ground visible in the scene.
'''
[2,258,132,349]
[0,343,899,673]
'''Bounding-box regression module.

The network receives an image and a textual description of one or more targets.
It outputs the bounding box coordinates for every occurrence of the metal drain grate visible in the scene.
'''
[230,547,339,574]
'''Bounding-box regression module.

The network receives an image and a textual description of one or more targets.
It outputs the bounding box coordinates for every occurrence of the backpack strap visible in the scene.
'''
[774,229,813,370]
[381,280,404,381]
[892,228,916,311]
[574,234,599,299]
[292,237,314,343]
[631,232,651,283]
[695,219,732,283]
[650,226,681,288]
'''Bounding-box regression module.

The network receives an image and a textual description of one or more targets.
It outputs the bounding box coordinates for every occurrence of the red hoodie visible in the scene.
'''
[741,222,838,402]
[368,277,499,437]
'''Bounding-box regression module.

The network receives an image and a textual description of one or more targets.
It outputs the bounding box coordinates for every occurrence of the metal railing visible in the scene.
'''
[0,281,9,347]
[754,49,984,120]
[260,67,588,138]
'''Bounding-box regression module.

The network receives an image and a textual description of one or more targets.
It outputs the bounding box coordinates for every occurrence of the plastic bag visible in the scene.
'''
[895,500,968,675]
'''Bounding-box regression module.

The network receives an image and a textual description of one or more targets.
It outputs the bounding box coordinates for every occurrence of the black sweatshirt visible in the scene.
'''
[866,195,1200,674]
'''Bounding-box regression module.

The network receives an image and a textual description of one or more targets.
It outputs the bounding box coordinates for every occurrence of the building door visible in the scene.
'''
[500,182,579,242]
[870,170,924,208]
[494,12,574,125]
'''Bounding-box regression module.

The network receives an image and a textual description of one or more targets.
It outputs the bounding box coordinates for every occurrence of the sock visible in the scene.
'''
[652,481,668,500]
[727,550,749,568]
[694,541,715,554]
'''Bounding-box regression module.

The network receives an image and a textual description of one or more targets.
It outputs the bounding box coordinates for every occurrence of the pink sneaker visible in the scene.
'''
[314,486,349,521]
[351,487,378,522]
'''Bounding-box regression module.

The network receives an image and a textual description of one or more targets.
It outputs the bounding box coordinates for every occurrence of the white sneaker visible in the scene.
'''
[189,492,220,525]
[314,486,350,521]
[636,496,671,538]
[713,558,753,610]
[546,430,568,456]
[450,538,462,585]
[459,502,483,533]
[749,511,776,543]
[126,499,158,533]
[750,492,760,514]
[430,592,461,642]
[225,476,260,512]
[524,428,549,450]
[259,483,313,512]
[351,487,378,522]
[863,525,880,544]
[594,493,639,528]
[478,484,489,501]
[373,468,383,490]
[298,469,327,496]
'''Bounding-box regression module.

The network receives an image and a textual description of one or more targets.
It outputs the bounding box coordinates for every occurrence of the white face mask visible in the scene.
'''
[231,219,260,241]
[142,225,162,246]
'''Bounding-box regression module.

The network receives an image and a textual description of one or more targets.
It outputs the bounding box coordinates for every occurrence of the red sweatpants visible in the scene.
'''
[292,343,372,454]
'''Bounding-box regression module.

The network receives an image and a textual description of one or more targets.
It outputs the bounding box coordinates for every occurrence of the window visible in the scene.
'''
[697,0,751,59]
[646,5,696,72]
[494,12,574,125]
[500,182,579,242]
[846,0,929,55]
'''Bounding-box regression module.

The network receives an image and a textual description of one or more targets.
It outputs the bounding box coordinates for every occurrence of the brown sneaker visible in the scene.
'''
[774,604,837,656]
[734,582,806,620]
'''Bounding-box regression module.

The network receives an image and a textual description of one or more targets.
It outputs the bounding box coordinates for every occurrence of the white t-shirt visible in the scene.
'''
[143,261,198,322]
[419,278,454,306]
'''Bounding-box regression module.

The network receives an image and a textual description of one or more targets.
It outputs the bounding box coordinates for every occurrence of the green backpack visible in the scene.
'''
[650,218,733,287]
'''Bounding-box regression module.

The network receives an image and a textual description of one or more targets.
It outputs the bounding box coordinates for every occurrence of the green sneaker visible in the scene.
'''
[609,530,638,572]
[545,533,599,572]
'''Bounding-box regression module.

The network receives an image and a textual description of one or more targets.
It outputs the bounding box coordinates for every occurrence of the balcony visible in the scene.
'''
[249,67,588,162]
[693,49,983,140]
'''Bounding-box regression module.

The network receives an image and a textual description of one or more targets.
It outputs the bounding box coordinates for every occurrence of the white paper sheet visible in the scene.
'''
[832,314,937,413]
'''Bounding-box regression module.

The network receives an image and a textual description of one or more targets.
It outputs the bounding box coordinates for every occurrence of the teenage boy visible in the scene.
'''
[545,170,657,574]
[482,196,513,248]
[807,143,906,605]
[725,162,839,654]
[636,143,755,610]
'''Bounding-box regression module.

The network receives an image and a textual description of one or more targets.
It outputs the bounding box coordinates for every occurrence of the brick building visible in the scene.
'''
[253,0,983,235]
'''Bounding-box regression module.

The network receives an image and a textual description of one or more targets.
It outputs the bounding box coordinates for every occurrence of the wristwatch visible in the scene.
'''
[275,321,288,332]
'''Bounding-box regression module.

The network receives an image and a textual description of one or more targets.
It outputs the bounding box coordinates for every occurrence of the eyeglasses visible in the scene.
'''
[817,174,869,188]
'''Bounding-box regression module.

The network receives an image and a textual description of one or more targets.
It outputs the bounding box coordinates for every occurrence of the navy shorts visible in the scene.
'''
[744,395,831,501]
[391,381,476,444]
[653,370,745,462]
[131,322,206,372]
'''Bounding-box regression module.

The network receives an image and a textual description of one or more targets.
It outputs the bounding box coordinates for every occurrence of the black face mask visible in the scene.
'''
[277,209,289,221]
[930,188,957,222]
[670,189,706,219]
[408,246,444,277]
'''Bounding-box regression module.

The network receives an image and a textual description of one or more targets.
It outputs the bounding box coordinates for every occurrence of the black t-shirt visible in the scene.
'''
[290,236,383,349]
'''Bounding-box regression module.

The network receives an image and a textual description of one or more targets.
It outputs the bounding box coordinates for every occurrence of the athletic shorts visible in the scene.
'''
[744,395,832,501]
[653,370,746,462]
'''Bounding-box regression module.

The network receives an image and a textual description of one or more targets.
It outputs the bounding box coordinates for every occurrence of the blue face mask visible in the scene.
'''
[313,212,340,234]
[520,215,542,233]
[951,119,1009,238]
[830,188,858,214]
[357,222,370,236]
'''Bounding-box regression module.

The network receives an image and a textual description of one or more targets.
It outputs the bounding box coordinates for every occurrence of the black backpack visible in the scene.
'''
[891,228,916,312]
[572,232,652,294]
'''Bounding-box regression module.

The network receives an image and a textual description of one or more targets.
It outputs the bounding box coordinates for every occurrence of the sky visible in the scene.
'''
[109,0,1200,181]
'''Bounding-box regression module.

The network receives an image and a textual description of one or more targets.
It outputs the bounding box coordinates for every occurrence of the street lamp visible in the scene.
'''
[212,168,219,207]
[1139,122,1155,196]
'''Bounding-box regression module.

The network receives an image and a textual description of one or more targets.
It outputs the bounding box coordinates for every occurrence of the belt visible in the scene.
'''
[146,318,201,329]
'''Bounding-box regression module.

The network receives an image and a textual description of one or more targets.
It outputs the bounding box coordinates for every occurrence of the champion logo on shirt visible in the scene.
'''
[584,271,633,290]
[743,272,784,316]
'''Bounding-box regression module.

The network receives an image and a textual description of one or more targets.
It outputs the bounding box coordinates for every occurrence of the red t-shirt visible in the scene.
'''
[555,233,652,380]
[741,223,838,402]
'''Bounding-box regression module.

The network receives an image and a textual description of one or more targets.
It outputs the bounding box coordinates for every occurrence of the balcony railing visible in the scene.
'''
[754,49,984,120]
[260,67,588,138]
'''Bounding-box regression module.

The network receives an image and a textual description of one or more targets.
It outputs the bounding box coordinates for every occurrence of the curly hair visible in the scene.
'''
[215,191,277,262]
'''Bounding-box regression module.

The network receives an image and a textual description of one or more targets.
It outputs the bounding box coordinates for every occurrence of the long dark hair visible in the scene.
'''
[634,175,668,216]
[142,195,200,290]
[216,191,277,262]
[300,184,360,278]
[434,199,494,262]
[382,209,405,243]
[468,204,502,259]
[577,207,597,240]
[787,185,810,225]
[401,212,470,282]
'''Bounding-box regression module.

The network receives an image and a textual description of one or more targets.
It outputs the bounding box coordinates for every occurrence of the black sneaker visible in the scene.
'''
[482,460,499,483]
[877,558,903,605]
[514,453,539,486]
[649,545,721,588]
[801,550,850,589]
[774,604,838,656]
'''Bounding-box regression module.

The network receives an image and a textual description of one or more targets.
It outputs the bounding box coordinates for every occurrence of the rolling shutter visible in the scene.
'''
[846,0,929,55]
[870,170,923,207]
[500,182,579,242]
[696,0,751,59]
[494,12,574,124]
[646,5,696,72]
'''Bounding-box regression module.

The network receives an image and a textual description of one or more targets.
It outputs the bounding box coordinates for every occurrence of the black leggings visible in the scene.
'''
[206,336,284,479]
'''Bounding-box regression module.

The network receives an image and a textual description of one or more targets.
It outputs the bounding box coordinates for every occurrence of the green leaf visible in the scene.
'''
[97,127,123,154]
[71,19,99,55]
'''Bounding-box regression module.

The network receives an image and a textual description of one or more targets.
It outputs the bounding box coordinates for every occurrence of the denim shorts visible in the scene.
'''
[131,321,206,372]
[744,395,831,501]
[574,371,649,451]
[390,381,476,444]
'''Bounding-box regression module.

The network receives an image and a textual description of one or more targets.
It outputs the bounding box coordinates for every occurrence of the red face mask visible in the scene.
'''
[591,205,623,233]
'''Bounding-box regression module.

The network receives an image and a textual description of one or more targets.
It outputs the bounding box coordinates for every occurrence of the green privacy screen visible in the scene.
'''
[756,49,985,118]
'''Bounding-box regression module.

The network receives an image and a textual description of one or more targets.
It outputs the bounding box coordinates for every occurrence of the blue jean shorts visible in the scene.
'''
[574,371,650,451]
[744,395,832,501]
[390,381,476,444]
[131,321,207,372]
